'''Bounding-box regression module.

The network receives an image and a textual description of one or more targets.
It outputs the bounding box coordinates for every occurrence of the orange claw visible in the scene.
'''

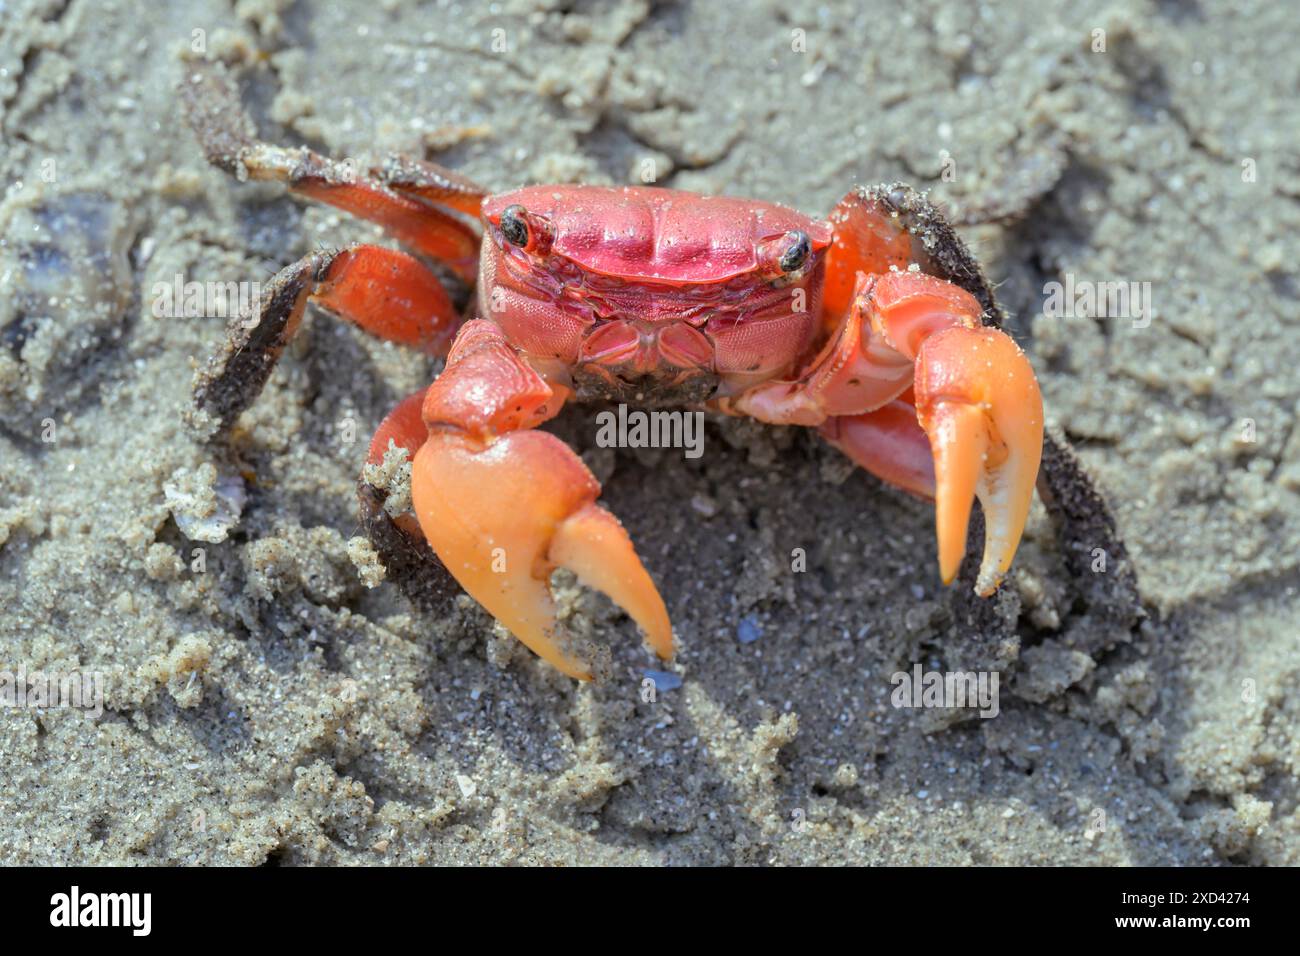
[914,325,1043,595]
[409,321,672,680]
[842,272,1044,595]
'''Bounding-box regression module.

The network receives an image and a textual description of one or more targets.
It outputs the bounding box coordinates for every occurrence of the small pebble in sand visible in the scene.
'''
[163,464,246,543]
[737,616,762,644]
[690,493,718,517]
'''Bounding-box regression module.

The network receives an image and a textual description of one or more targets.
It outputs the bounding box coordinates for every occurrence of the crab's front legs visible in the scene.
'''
[407,320,673,679]
[731,272,1043,595]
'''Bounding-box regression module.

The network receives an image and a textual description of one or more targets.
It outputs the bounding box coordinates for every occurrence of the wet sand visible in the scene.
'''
[0,0,1296,864]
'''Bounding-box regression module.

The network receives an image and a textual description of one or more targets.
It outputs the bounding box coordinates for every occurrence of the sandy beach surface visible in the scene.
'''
[1,0,1297,865]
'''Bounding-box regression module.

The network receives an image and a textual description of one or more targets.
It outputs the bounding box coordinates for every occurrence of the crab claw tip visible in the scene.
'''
[550,503,675,662]
[930,402,987,587]
[918,327,1043,596]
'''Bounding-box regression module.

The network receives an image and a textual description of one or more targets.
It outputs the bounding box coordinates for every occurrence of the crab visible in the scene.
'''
[180,64,1047,681]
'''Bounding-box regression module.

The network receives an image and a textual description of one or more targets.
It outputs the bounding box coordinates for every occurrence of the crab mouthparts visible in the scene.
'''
[578,319,714,374]
[568,319,715,404]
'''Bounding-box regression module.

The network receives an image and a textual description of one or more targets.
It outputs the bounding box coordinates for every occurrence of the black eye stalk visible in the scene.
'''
[498,204,554,255]
[500,204,530,247]
[779,230,811,274]
[760,229,815,284]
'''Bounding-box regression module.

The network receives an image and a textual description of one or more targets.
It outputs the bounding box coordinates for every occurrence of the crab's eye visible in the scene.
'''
[500,204,530,247]
[778,230,811,274]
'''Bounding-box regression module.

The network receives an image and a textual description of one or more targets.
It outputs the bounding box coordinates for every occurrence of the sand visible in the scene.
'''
[0,0,1296,865]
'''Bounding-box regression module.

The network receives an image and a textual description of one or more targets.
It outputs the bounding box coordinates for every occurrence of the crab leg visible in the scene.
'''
[194,244,461,430]
[365,386,431,542]
[410,320,673,679]
[180,61,485,282]
[368,387,430,466]
[818,391,936,499]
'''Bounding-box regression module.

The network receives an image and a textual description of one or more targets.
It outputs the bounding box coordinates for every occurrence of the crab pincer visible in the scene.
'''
[837,272,1043,595]
[410,321,673,680]
[736,264,1042,596]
